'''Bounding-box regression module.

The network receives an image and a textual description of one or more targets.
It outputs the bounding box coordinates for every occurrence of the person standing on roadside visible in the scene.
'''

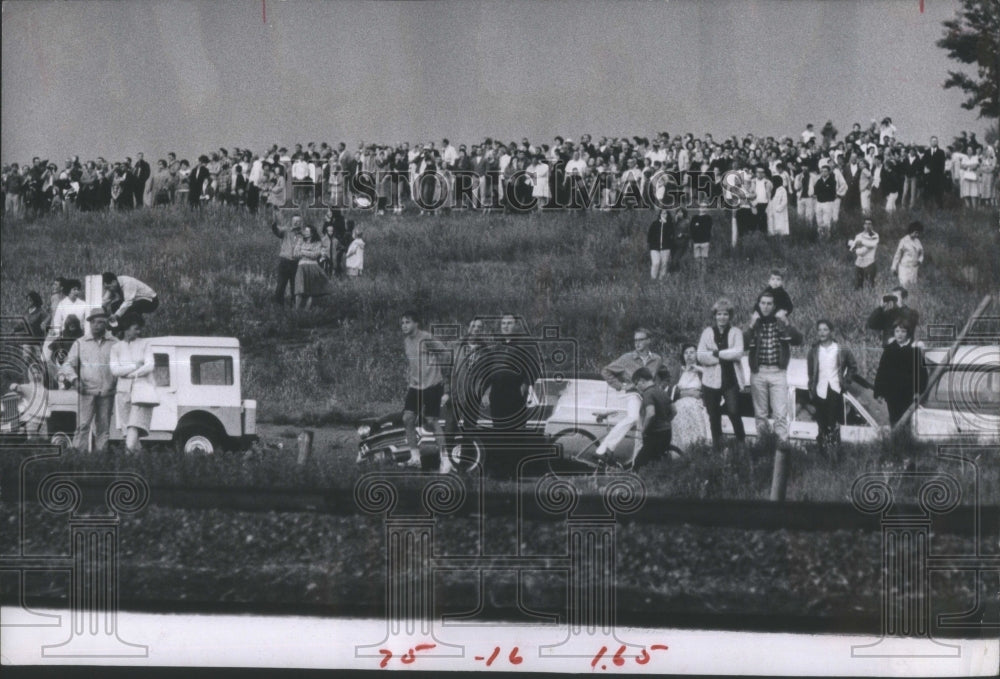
[631,367,677,471]
[743,291,803,446]
[874,321,928,426]
[400,311,451,472]
[59,310,118,453]
[807,319,858,450]
[696,298,746,449]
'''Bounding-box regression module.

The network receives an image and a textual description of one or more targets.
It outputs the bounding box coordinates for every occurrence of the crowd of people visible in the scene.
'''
[11,272,160,453]
[271,209,365,308]
[399,264,929,474]
[3,120,997,219]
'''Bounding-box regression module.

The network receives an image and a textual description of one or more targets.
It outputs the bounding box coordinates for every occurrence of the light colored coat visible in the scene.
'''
[696,326,746,389]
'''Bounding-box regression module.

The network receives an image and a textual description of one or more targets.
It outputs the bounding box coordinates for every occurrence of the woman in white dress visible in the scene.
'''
[109,316,156,454]
[531,154,551,208]
[670,344,712,451]
[766,175,789,236]
[960,150,980,208]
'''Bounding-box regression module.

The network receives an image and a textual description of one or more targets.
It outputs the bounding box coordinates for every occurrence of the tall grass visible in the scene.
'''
[2,204,996,422]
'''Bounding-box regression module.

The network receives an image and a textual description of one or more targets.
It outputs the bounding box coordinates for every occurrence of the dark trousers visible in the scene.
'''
[924,179,944,209]
[105,296,159,318]
[735,207,754,236]
[274,258,299,304]
[702,384,745,446]
[854,264,876,290]
[813,389,843,446]
[753,204,768,233]
[635,429,672,470]
[247,184,260,213]
[886,395,913,427]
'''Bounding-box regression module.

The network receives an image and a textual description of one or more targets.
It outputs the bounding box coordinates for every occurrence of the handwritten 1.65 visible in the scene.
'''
[592,644,669,669]
[375,643,668,669]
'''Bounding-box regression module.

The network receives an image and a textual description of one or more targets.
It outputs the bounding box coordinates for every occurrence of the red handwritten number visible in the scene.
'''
[650,644,669,652]
[415,644,437,652]
[485,647,500,666]
[612,645,627,666]
[636,648,650,665]
[378,649,392,668]
[591,645,608,668]
[508,647,523,665]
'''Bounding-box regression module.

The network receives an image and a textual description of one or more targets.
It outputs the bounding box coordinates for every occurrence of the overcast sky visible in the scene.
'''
[1,0,988,163]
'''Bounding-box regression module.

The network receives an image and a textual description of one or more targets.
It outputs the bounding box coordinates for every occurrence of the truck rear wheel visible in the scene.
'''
[175,425,223,455]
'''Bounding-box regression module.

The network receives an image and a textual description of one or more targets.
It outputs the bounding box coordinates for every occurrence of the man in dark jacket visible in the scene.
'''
[921,136,947,209]
[866,286,920,346]
[133,153,151,207]
[188,155,211,209]
[744,291,803,443]
[482,315,542,431]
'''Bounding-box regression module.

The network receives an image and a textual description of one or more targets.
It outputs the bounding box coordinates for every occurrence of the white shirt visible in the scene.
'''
[50,296,92,337]
[816,342,841,399]
[442,145,458,168]
[645,149,667,164]
[115,276,157,318]
[753,178,770,204]
[291,160,310,180]
[248,159,264,186]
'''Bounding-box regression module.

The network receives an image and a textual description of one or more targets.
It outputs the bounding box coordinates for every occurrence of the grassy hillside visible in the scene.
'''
[1,205,996,423]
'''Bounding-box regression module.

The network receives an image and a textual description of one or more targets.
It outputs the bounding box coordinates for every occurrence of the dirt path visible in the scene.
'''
[256,423,360,462]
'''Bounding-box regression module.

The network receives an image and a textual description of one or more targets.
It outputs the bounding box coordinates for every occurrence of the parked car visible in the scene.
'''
[3,335,257,455]
[717,358,883,444]
[355,379,564,474]
[356,376,677,473]
[542,375,683,469]
[913,345,999,443]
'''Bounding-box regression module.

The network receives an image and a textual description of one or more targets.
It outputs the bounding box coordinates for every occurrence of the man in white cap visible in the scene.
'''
[59,309,118,452]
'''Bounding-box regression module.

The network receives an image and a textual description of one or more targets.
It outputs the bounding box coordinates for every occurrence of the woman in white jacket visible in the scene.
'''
[766,175,789,236]
[109,316,156,454]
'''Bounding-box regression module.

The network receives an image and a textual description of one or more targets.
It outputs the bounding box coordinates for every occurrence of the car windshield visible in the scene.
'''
[923,368,1000,412]
[529,378,571,407]
[550,379,613,410]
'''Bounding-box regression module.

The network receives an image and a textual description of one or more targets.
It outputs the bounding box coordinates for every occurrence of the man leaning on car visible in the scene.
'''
[595,327,663,458]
